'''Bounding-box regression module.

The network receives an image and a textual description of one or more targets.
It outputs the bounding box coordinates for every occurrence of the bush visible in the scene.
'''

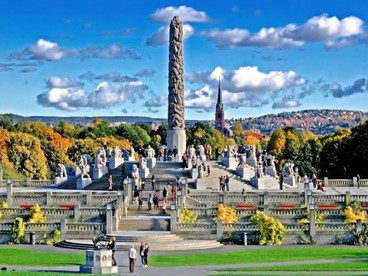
[250,210,286,245]
[11,217,25,244]
[29,204,46,223]
[213,204,239,223]
[180,209,198,223]
[342,206,366,223]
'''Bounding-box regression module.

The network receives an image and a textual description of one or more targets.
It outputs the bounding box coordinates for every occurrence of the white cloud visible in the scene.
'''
[150,6,210,23]
[46,76,82,88]
[28,39,70,61]
[272,98,301,109]
[184,66,306,111]
[145,95,166,107]
[146,24,194,46]
[202,14,364,49]
[37,77,149,111]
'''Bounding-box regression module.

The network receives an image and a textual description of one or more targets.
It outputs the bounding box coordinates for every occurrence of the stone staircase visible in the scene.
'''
[119,215,170,231]
[203,161,255,191]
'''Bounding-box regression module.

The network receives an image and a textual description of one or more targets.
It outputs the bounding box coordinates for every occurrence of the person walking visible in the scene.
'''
[153,193,159,211]
[108,174,113,190]
[162,187,167,204]
[147,194,153,211]
[151,174,156,191]
[139,242,145,267]
[207,165,211,177]
[143,242,150,267]
[107,236,117,266]
[357,174,361,189]
[128,245,137,273]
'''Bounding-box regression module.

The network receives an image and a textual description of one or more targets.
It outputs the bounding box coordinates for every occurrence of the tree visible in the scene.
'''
[67,138,98,163]
[267,128,286,155]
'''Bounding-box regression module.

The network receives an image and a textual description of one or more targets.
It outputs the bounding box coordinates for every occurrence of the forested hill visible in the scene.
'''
[232,109,368,135]
[4,109,368,135]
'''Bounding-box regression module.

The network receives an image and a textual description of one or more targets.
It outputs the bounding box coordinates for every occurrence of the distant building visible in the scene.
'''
[215,78,230,137]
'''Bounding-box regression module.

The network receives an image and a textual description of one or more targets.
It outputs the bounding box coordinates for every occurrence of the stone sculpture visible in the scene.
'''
[168,16,185,130]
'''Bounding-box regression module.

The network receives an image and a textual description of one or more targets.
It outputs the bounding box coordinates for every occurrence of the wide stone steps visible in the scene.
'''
[56,231,222,251]
[119,215,170,231]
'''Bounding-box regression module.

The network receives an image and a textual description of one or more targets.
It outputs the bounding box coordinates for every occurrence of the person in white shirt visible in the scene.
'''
[128,244,137,272]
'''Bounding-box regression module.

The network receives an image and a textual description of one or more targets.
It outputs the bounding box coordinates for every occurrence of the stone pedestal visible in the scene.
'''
[77,177,92,189]
[55,176,68,185]
[236,167,255,180]
[146,158,156,169]
[284,176,296,187]
[246,157,257,168]
[221,157,237,170]
[139,167,149,178]
[80,250,118,274]
[167,129,186,162]
[109,157,123,170]
[266,166,277,177]
[190,168,198,179]
[93,166,108,180]
[250,176,279,190]
[195,178,206,191]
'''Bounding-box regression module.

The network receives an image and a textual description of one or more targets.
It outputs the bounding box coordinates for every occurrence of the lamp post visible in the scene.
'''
[309,202,316,242]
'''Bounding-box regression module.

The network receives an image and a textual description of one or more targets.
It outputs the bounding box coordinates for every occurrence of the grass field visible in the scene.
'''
[150,246,368,267]
[0,247,84,266]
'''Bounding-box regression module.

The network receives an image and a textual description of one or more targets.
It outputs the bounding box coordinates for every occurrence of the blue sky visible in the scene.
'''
[0,0,367,120]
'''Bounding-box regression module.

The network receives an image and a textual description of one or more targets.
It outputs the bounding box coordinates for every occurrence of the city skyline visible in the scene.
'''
[0,0,367,120]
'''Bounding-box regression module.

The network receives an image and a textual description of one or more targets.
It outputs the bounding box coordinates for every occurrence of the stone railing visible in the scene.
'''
[313,194,345,203]
[269,208,306,217]
[267,193,304,205]
[176,222,216,232]
[228,194,263,205]
[185,196,208,208]
[0,179,55,187]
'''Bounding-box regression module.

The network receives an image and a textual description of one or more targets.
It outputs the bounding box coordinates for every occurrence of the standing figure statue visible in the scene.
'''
[79,155,90,178]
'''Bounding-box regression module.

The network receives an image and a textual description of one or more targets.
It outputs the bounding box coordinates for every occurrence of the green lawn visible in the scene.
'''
[0,247,84,266]
[216,261,368,272]
[150,246,368,267]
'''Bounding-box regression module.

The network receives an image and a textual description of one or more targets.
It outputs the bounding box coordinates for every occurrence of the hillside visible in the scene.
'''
[4,109,368,135]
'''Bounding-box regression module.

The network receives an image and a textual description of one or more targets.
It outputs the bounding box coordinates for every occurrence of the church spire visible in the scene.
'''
[217,77,223,108]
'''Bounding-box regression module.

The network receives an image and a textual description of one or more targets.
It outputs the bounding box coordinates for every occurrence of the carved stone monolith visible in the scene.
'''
[167,16,186,160]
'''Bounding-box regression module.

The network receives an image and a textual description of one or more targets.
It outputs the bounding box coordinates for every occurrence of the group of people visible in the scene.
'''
[218,175,230,191]
[127,241,150,272]
[107,236,150,273]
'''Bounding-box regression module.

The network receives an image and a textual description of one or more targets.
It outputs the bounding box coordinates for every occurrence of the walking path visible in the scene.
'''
[2,244,368,275]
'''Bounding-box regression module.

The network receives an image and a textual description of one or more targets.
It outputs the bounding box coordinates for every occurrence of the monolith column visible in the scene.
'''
[167,16,186,160]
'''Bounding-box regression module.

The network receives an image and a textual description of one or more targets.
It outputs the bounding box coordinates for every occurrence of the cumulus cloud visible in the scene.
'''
[146,24,194,46]
[145,95,166,108]
[80,44,140,60]
[37,76,149,111]
[202,14,364,49]
[150,6,210,23]
[184,66,306,111]
[20,66,37,73]
[79,71,138,83]
[10,39,140,62]
[272,97,301,109]
[329,78,368,98]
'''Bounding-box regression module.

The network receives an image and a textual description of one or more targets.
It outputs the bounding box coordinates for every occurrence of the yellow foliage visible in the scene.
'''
[180,209,198,223]
[29,204,46,223]
[342,206,366,223]
[213,204,239,223]
[0,201,8,208]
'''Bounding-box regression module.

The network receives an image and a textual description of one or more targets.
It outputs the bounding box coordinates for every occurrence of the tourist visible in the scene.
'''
[147,194,153,210]
[133,188,139,204]
[207,165,211,177]
[162,187,168,203]
[108,174,113,190]
[357,174,360,189]
[151,174,156,190]
[107,236,117,266]
[225,175,230,191]
[128,245,137,272]
[279,173,284,190]
[138,197,142,210]
[162,201,167,215]
[242,188,245,195]
[317,181,326,193]
[143,242,150,267]
[218,176,224,191]
[139,242,145,266]
[171,185,176,201]
[153,193,159,211]
[173,146,178,161]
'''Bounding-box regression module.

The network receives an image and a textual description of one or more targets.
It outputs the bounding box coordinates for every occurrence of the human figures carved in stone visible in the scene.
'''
[56,163,67,178]
[139,156,147,170]
[145,145,155,159]
[282,162,295,178]
[237,154,246,168]
[79,155,90,178]
[168,16,185,130]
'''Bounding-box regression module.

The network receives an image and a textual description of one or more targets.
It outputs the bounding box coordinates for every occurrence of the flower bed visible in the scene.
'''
[317,204,338,210]
[236,204,256,210]
[59,204,75,210]
[277,204,296,210]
